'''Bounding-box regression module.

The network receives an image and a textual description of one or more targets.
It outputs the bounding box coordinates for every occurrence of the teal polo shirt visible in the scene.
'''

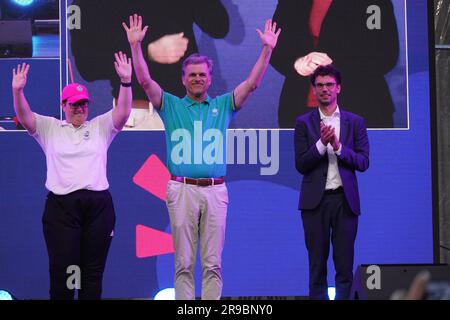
[158,91,235,178]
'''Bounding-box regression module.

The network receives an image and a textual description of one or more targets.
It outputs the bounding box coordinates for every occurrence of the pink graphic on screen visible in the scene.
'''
[133,154,170,201]
[136,224,174,258]
[133,154,174,258]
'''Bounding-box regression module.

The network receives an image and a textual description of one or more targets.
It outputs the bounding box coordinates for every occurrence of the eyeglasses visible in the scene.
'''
[314,82,337,89]
[68,101,89,110]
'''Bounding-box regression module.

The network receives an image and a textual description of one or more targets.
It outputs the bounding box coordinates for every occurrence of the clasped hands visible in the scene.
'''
[320,121,340,152]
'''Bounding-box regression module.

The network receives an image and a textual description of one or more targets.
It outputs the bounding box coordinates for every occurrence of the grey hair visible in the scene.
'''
[182,53,213,76]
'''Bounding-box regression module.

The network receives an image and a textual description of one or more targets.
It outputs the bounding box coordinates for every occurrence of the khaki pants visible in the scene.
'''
[166,180,229,300]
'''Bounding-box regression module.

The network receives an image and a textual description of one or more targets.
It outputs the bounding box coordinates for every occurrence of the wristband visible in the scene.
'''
[121,82,132,87]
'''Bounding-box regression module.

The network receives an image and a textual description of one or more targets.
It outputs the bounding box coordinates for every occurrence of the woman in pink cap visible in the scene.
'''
[11,52,132,300]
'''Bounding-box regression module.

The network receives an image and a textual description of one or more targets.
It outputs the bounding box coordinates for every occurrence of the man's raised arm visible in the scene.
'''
[123,14,163,109]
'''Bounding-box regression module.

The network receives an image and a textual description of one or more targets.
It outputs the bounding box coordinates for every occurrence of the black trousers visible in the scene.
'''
[42,189,116,300]
[301,190,358,300]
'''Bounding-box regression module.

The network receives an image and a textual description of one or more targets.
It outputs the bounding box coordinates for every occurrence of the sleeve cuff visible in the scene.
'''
[316,139,327,155]
[335,144,342,156]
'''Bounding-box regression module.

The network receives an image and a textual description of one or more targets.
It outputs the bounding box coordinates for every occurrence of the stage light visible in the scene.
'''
[0,289,15,300]
[11,0,35,6]
[328,287,336,300]
[2,0,58,21]
[154,288,175,300]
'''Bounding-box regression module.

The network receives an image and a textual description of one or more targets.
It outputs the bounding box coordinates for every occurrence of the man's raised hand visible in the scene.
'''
[256,19,281,49]
[122,14,148,46]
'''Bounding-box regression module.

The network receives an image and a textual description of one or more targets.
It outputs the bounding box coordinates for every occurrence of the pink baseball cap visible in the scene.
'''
[61,83,90,104]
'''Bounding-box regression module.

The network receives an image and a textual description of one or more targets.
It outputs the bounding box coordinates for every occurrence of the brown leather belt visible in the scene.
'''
[171,175,225,186]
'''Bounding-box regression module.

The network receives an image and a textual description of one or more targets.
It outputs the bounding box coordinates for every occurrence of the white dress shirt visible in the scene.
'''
[315,106,343,190]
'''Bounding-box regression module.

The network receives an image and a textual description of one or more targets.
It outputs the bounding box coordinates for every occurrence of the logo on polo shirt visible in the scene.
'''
[212,108,218,116]
[83,131,90,140]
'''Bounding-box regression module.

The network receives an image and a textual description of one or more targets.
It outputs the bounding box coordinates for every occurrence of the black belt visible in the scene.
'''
[324,186,344,195]
[171,175,225,186]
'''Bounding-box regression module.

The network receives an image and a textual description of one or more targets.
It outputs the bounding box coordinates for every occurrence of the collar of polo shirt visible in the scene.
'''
[181,95,211,108]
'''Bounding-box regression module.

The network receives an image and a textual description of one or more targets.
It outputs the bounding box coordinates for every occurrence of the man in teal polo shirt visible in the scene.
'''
[124,14,281,300]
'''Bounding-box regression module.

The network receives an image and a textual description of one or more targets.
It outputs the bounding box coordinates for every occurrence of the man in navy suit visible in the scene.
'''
[294,65,369,300]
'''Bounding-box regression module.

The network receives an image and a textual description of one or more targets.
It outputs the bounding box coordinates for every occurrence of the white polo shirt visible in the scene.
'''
[32,110,119,195]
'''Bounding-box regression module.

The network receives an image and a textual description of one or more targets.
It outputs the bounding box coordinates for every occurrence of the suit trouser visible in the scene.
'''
[166,180,229,300]
[42,190,115,300]
[301,191,358,300]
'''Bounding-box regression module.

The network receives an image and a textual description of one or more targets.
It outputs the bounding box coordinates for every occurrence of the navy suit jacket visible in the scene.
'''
[294,108,369,215]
